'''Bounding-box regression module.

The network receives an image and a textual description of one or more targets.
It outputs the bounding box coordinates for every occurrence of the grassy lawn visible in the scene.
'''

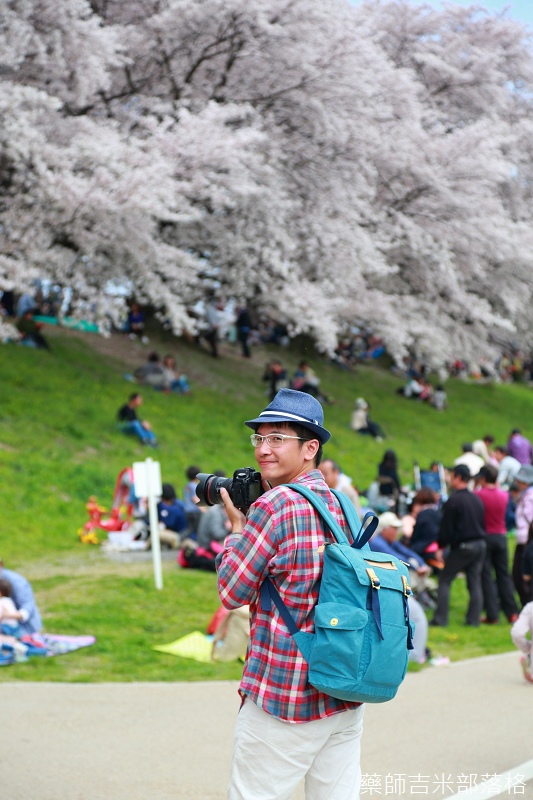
[0,326,531,681]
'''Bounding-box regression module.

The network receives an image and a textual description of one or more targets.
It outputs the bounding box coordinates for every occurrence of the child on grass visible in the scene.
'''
[0,578,22,635]
[511,602,533,684]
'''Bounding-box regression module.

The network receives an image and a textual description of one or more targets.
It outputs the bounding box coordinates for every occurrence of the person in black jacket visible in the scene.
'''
[410,488,443,571]
[235,306,252,358]
[430,465,487,627]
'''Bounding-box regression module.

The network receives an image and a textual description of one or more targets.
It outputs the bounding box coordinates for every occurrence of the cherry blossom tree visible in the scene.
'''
[1,0,533,365]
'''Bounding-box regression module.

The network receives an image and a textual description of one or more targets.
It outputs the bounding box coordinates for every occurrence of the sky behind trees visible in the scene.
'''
[351,0,533,29]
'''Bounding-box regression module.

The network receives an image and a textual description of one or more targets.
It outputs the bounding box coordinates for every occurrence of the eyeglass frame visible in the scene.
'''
[250,433,309,448]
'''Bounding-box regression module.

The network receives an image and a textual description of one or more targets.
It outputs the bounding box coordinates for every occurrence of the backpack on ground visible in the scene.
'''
[260,484,414,704]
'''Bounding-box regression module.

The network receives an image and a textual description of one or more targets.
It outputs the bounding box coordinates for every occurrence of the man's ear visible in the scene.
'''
[303,439,320,462]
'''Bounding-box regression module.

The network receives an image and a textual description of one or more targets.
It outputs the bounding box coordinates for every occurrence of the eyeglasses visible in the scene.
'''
[250,433,307,448]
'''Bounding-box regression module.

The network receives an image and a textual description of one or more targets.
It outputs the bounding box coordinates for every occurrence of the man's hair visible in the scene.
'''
[161,483,176,501]
[483,435,495,444]
[321,458,340,472]
[148,352,160,363]
[254,421,323,466]
[128,392,141,402]
[186,465,201,481]
[462,442,473,453]
[478,464,498,484]
[0,578,12,597]
[453,464,471,482]
[495,445,507,455]
[413,488,437,506]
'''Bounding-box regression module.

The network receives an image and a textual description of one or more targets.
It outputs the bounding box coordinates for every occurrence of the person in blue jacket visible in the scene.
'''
[0,558,42,635]
[369,515,433,663]
[370,512,427,571]
[370,512,436,611]
[157,483,188,539]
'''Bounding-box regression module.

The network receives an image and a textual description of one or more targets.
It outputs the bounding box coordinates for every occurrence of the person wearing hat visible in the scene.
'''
[370,513,425,569]
[369,513,433,605]
[217,388,364,799]
[369,513,434,664]
[430,465,487,627]
[512,464,533,606]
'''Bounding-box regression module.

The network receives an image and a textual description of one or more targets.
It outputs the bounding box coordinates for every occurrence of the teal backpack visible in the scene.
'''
[260,484,414,704]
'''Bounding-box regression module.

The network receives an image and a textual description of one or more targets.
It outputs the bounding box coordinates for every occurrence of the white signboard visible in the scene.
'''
[133,460,162,498]
[133,459,163,590]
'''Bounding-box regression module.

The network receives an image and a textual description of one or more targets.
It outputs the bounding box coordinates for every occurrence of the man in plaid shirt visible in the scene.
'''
[217,389,364,799]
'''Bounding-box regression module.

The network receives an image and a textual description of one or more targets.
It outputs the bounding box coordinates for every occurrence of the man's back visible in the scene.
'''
[498,455,521,488]
[507,433,533,465]
[475,486,508,534]
[438,489,486,548]
[454,451,484,476]
[117,403,136,422]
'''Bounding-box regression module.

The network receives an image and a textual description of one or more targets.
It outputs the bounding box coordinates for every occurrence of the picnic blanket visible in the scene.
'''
[0,633,96,666]
[153,631,213,663]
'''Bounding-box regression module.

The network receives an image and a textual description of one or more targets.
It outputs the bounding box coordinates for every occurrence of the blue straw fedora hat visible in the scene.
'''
[245,388,331,444]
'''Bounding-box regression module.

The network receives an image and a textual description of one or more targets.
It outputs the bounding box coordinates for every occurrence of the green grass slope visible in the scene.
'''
[0,328,531,681]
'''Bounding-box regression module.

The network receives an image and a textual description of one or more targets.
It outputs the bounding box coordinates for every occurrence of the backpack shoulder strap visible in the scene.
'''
[284,483,349,545]
[260,483,347,632]
[330,489,379,549]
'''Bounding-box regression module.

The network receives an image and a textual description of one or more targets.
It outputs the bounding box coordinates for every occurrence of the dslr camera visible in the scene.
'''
[196,467,263,512]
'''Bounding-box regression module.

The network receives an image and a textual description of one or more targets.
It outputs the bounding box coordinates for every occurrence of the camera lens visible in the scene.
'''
[195,473,233,507]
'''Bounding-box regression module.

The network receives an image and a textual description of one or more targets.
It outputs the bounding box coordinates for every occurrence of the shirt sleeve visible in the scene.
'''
[217,499,278,609]
[511,605,533,654]
[11,576,35,619]
[438,499,455,547]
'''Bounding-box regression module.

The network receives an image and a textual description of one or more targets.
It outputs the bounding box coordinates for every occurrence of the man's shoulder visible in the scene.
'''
[2,568,26,585]
[252,472,328,511]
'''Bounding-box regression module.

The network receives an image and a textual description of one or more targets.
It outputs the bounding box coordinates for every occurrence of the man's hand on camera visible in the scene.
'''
[220,488,246,533]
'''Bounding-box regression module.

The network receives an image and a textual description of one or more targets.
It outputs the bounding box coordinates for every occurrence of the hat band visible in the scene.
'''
[258,410,320,426]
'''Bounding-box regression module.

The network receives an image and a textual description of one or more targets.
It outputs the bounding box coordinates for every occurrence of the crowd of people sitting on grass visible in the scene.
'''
[398,352,533,387]
[128,352,191,394]
[262,359,332,404]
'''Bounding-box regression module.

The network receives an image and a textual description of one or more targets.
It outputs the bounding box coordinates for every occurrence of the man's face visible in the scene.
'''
[254,423,318,487]
[451,473,465,490]
[380,525,398,543]
[494,451,504,463]
[319,461,339,489]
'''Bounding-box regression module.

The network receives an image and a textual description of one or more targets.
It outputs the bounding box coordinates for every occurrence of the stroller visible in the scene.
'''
[411,461,447,571]
[78,467,135,544]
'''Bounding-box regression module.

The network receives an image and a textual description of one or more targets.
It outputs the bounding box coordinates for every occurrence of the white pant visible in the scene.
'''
[228,698,364,800]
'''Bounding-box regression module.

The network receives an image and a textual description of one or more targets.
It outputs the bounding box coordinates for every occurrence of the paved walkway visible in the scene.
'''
[2,652,531,799]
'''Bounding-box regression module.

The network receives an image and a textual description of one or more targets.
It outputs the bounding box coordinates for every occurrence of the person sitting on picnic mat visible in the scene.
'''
[0,558,42,636]
[217,389,364,800]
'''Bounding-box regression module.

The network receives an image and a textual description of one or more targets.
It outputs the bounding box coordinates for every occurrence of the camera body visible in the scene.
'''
[196,467,263,512]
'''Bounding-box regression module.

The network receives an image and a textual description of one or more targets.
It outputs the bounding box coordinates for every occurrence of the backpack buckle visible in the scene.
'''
[366,567,381,590]
[402,575,412,596]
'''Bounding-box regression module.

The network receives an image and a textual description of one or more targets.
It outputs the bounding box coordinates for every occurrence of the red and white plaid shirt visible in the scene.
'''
[217,469,361,723]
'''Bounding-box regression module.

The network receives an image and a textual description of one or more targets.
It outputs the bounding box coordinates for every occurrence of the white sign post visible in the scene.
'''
[133,458,163,590]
